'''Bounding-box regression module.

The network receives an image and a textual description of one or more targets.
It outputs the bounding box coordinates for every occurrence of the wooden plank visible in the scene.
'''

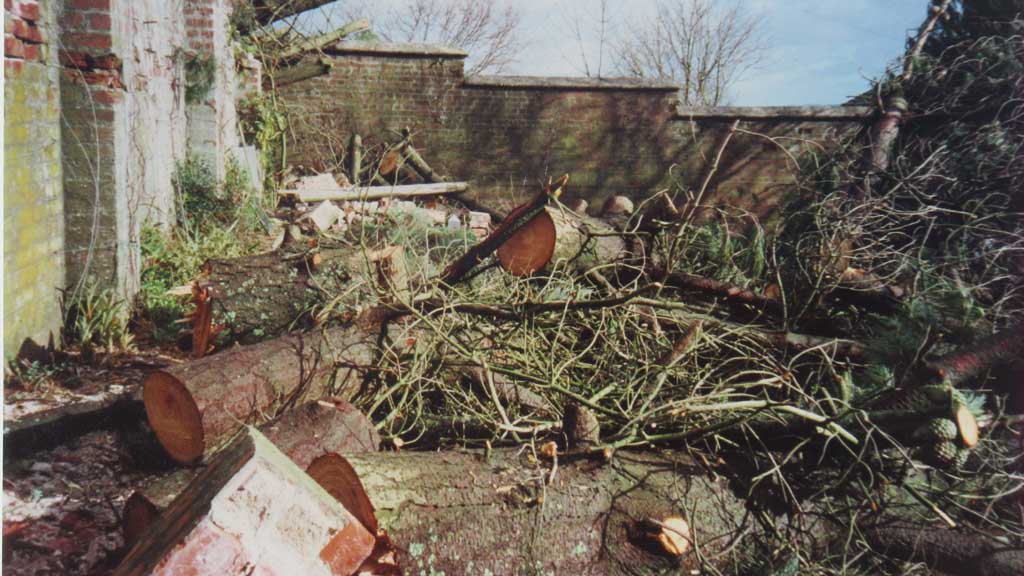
[280,182,469,203]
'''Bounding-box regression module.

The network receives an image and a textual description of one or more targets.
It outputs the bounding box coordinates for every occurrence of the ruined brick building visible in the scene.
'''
[4,0,240,353]
[4,1,871,355]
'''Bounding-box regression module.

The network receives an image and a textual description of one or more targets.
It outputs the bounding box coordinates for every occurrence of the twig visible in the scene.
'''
[900,0,953,82]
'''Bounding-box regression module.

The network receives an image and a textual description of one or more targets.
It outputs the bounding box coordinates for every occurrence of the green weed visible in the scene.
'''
[62,278,134,357]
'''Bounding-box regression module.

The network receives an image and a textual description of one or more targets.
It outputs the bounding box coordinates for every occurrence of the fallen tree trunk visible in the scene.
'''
[337,448,743,574]
[143,322,401,464]
[497,205,631,277]
[124,400,380,545]
[334,448,1021,575]
[924,322,1024,386]
[275,19,369,61]
[121,440,1021,575]
[272,57,332,87]
[115,427,375,575]
[189,242,406,356]
[864,518,1023,576]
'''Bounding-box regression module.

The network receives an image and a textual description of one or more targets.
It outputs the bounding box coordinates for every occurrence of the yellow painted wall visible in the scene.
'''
[4,2,64,356]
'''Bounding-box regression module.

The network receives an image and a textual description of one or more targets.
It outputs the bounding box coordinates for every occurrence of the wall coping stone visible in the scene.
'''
[327,41,468,58]
[676,105,873,120]
[464,75,679,91]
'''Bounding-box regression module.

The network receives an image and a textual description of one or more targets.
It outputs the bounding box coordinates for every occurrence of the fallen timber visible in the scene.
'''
[122,442,1024,576]
[280,182,469,203]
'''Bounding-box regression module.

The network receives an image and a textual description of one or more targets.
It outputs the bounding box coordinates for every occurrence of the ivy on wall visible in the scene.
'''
[184,49,216,104]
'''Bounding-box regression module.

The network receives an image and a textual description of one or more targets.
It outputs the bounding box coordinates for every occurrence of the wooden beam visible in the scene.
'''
[279,181,469,203]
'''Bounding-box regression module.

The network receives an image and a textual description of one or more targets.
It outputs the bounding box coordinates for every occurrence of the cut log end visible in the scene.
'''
[956,404,979,448]
[306,453,379,533]
[496,210,556,276]
[143,371,204,464]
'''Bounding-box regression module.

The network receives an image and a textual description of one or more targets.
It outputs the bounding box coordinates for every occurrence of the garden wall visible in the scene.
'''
[277,42,871,218]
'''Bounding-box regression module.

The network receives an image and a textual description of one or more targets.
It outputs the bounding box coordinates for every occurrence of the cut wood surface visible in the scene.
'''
[143,323,398,464]
[114,428,375,576]
[121,492,160,549]
[281,182,469,203]
[497,205,630,276]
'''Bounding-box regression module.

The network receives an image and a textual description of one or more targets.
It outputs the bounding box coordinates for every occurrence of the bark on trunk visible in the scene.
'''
[114,428,375,576]
[337,448,1023,576]
[864,519,1023,576]
[275,20,369,60]
[663,271,784,316]
[190,242,405,356]
[272,57,332,87]
[261,398,381,467]
[926,322,1024,386]
[339,449,750,574]
[143,322,399,464]
[122,444,1023,576]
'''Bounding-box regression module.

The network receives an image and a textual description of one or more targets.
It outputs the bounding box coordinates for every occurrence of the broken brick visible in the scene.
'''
[5,36,25,59]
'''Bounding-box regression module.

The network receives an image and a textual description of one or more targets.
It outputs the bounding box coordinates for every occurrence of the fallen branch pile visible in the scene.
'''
[60,4,1024,574]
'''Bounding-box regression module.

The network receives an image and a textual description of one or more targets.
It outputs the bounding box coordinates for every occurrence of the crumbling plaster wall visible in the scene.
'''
[185,0,239,180]
[278,43,870,220]
[58,0,239,298]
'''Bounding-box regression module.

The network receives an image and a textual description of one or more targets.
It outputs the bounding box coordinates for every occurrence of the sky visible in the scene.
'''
[302,0,928,106]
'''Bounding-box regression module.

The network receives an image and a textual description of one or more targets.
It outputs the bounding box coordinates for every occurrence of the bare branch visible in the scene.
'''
[343,0,524,74]
[612,0,765,105]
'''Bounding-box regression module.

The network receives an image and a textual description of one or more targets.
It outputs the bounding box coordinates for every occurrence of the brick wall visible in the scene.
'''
[59,0,128,292]
[277,43,869,219]
[4,0,64,354]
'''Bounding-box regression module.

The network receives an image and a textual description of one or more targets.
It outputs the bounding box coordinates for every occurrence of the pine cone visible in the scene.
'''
[925,418,959,442]
[923,440,959,468]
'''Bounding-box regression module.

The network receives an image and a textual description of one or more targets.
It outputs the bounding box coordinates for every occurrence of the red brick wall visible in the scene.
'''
[4,0,45,73]
[184,0,215,52]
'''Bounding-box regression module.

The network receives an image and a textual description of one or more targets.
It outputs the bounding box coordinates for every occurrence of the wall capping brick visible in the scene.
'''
[327,41,467,59]
[465,74,679,92]
[676,105,873,120]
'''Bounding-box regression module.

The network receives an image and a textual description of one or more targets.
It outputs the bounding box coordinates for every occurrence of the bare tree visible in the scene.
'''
[557,0,618,78]
[343,0,524,75]
[614,0,765,105]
